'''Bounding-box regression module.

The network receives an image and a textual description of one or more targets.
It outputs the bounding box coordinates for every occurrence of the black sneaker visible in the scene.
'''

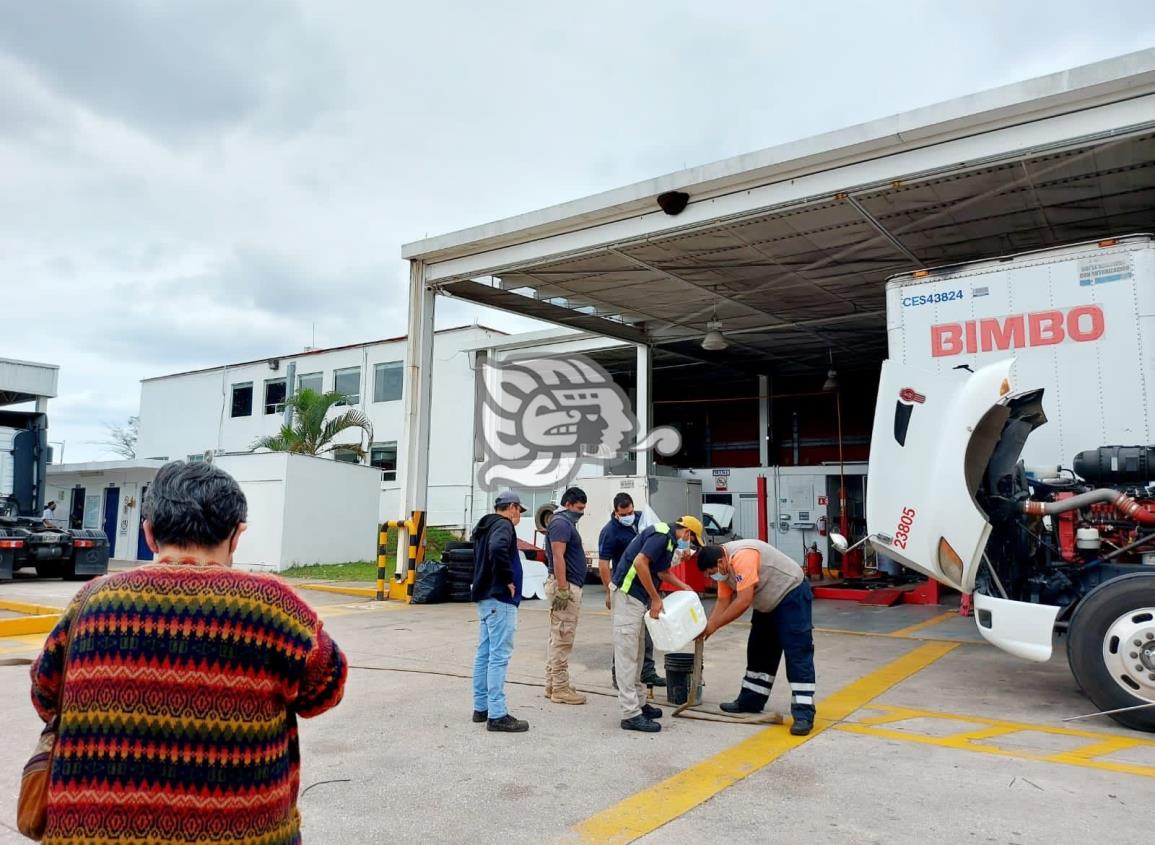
[641,674,667,688]
[720,699,763,714]
[642,704,664,720]
[487,714,529,733]
[621,714,661,733]
[790,719,813,736]
[472,710,488,723]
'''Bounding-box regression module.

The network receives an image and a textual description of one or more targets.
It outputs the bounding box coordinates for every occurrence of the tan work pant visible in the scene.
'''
[612,591,648,719]
[544,577,583,690]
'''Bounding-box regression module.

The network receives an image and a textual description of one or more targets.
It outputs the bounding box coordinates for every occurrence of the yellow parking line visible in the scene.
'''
[837,703,1155,778]
[0,599,64,615]
[887,611,959,638]
[0,614,60,637]
[566,641,958,845]
[297,584,380,599]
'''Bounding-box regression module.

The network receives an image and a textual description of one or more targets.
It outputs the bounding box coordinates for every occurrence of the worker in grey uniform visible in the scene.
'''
[695,539,817,736]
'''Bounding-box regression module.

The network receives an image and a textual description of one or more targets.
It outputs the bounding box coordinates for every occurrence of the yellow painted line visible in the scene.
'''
[0,614,61,637]
[837,703,1155,779]
[567,641,958,845]
[0,598,64,616]
[887,611,958,638]
[0,634,49,655]
[814,625,978,645]
[298,584,380,599]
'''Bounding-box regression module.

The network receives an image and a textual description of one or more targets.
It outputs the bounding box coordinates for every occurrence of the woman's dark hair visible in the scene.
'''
[561,487,587,506]
[612,492,634,511]
[143,461,248,548]
[695,545,726,572]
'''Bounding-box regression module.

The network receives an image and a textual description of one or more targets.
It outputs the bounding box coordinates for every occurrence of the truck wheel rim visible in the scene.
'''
[1102,607,1155,701]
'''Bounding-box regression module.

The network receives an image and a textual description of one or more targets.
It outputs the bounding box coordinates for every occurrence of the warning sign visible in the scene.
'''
[817,495,828,506]
[715,475,729,491]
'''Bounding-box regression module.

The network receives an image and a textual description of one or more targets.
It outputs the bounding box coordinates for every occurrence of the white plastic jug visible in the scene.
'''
[644,591,707,652]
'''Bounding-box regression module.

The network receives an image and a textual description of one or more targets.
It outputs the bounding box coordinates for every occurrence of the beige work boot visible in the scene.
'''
[544,682,553,699]
[550,686,587,705]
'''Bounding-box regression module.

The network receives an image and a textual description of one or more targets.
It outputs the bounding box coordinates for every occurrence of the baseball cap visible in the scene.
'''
[495,491,528,513]
[675,515,706,547]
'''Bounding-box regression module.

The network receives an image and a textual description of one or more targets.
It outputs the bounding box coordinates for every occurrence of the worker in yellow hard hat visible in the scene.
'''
[608,514,704,732]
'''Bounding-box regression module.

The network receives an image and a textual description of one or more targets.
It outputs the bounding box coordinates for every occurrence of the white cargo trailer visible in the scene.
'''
[886,235,1155,472]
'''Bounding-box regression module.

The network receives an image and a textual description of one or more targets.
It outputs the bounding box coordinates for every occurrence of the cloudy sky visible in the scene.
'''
[3,0,1152,461]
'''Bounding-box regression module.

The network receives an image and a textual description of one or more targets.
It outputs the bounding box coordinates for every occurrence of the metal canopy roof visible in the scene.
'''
[405,50,1155,377]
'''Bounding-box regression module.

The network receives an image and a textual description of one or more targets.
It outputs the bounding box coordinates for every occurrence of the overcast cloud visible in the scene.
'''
[2,0,1152,460]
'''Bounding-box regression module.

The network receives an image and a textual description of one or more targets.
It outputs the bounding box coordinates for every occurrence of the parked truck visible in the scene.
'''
[0,411,109,581]
[855,235,1155,731]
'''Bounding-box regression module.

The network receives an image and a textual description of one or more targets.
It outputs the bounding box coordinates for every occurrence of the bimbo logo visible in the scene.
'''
[931,305,1105,358]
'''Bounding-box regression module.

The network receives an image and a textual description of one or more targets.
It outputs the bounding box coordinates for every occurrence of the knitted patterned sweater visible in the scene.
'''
[29,563,348,845]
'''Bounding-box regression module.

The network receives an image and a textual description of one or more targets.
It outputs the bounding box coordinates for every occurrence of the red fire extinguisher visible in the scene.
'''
[805,543,823,579]
[817,515,828,537]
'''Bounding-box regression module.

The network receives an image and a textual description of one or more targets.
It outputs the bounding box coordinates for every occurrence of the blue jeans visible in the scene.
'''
[473,599,518,719]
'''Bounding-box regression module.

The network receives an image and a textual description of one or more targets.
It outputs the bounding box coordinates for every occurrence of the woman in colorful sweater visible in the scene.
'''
[29,460,348,845]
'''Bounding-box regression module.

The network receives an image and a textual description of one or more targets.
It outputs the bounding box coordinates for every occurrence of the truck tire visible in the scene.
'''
[443,541,473,554]
[1067,572,1155,732]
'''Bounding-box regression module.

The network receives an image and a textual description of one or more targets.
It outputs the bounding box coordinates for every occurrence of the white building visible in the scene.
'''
[136,324,507,530]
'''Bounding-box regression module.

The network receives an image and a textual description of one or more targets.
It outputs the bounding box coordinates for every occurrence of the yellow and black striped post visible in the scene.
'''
[386,511,426,603]
[377,519,405,602]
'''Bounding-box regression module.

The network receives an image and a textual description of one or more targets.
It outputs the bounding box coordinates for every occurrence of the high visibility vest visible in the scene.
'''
[619,523,674,595]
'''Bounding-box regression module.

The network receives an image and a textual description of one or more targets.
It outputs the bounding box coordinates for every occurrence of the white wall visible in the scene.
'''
[281,454,378,568]
[216,452,378,572]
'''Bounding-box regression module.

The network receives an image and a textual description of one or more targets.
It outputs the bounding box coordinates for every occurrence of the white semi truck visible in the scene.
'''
[853,235,1155,731]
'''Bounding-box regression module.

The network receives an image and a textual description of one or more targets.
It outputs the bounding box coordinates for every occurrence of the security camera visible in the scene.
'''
[657,190,690,216]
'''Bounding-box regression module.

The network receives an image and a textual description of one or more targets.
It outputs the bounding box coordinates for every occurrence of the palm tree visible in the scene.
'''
[251,389,374,460]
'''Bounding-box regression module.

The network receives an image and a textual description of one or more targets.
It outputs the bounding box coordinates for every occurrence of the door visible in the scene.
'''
[102,487,120,559]
[737,494,759,540]
[69,487,86,529]
[136,484,153,561]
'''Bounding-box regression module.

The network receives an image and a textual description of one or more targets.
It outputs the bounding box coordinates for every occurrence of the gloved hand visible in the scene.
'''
[552,587,572,611]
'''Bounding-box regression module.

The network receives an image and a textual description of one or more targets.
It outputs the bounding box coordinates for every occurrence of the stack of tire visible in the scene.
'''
[442,541,475,603]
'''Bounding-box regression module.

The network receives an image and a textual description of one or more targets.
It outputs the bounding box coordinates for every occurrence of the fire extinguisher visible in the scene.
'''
[805,543,823,579]
[817,515,828,537]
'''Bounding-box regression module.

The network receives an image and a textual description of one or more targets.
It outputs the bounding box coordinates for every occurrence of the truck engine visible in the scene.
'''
[978,442,1155,617]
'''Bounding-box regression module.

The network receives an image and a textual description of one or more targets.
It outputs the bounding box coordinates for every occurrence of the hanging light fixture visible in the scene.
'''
[822,349,839,391]
[701,300,728,351]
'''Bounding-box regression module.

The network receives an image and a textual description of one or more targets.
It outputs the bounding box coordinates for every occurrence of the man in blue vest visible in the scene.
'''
[610,515,705,732]
[598,492,665,689]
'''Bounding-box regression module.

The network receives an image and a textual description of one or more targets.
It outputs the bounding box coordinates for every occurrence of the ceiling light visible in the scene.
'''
[701,320,728,351]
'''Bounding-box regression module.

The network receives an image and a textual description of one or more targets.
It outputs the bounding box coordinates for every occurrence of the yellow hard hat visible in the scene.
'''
[676,515,706,547]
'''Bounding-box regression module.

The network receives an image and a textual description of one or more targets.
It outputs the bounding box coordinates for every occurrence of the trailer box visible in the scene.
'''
[886,235,1155,470]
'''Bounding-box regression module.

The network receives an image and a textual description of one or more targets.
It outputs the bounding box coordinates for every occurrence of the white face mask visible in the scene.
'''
[617,514,636,527]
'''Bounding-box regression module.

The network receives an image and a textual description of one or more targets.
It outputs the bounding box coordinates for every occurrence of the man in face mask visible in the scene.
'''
[609,515,704,732]
[695,540,816,736]
[598,494,665,689]
[544,487,589,705]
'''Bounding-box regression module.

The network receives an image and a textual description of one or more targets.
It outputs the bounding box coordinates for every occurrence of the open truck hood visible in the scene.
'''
[867,359,1019,591]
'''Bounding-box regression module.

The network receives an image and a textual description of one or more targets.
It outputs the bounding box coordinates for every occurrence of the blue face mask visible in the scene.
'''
[617,514,636,527]
[676,539,690,550]
[710,572,728,583]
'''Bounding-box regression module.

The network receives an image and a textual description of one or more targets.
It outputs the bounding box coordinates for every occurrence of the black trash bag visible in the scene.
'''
[412,561,450,604]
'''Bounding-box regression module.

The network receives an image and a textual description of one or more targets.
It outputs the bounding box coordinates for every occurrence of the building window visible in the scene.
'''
[370,442,398,481]
[265,378,287,414]
[297,371,323,395]
[187,453,205,464]
[373,361,403,403]
[231,383,253,417]
[333,367,361,405]
[333,448,361,464]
